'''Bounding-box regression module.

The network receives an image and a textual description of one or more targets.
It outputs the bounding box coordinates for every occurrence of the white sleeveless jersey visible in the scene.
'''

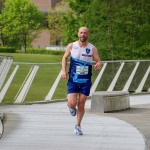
[71,41,93,63]
[68,41,93,83]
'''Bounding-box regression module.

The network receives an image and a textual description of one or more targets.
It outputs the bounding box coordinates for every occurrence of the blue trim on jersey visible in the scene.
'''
[71,56,92,66]
[68,56,92,83]
[73,74,89,83]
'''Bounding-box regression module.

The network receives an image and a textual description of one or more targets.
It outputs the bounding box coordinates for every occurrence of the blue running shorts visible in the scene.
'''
[67,80,92,96]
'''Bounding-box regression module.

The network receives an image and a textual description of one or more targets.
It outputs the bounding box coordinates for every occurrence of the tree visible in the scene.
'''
[0,0,5,13]
[62,0,150,60]
[61,0,91,44]
[47,1,69,45]
[0,0,44,52]
[0,0,5,46]
[83,0,150,59]
[48,12,63,45]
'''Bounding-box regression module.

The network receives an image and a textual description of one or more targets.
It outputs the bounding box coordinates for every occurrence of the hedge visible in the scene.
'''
[0,47,16,53]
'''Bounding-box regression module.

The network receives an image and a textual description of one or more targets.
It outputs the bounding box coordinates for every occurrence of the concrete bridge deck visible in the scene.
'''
[0,94,150,150]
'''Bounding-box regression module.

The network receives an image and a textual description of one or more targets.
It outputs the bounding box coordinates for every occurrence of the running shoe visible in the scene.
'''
[74,125,83,135]
[69,107,77,116]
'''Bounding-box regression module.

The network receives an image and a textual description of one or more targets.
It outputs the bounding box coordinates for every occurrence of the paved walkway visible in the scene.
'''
[0,94,149,150]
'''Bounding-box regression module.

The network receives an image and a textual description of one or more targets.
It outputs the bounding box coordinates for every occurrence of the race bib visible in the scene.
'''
[76,66,89,75]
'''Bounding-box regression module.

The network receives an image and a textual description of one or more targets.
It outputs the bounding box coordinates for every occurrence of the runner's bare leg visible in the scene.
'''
[76,93,87,126]
[67,93,78,109]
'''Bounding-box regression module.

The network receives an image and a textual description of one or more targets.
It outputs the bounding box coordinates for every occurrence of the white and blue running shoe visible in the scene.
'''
[69,107,77,116]
[74,125,83,135]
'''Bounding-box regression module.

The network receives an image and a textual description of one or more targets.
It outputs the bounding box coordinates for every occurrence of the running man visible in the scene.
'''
[61,26,102,135]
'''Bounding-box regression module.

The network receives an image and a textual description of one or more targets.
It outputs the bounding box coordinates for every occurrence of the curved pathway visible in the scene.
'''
[0,99,146,150]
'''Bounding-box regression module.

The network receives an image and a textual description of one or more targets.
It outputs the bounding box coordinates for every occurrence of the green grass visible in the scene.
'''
[3,65,31,103]
[0,53,63,63]
[25,64,64,102]
[1,53,65,104]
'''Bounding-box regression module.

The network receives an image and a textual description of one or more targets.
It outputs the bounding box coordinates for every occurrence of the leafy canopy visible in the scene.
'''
[0,0,44,51]
[61,0,150,60]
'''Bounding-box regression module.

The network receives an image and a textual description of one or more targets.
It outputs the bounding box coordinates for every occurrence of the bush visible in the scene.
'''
[0,47,16,53]
[26,48,64,55]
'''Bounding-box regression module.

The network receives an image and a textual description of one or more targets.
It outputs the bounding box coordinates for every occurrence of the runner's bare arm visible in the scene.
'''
[61,43,73,79]
[92,46,102,70]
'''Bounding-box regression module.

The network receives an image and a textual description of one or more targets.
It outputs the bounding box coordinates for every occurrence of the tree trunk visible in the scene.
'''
[23,33,27,53]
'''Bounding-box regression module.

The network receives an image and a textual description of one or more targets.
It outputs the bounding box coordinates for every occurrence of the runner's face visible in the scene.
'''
[78,28,89,42]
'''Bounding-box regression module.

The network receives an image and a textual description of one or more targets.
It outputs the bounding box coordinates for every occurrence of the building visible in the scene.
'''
[32,0,61,12]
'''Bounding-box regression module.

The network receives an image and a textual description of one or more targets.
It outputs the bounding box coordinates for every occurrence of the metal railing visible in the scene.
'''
[0,58,149,103]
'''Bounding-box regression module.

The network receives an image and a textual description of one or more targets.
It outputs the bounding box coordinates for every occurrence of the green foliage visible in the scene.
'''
[62,0,150,60]
[47,1,70,45]
[26,48,64,55]
[0,0,44,52]
[47,12,65,45]
[61,0,91,44]
[0,0,5,13]
[0,46,16,53]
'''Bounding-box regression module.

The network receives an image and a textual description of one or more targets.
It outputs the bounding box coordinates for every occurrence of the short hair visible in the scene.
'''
[78,27,89,33]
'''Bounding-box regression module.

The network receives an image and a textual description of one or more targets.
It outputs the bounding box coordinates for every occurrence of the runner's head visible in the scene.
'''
[78,27,89,42]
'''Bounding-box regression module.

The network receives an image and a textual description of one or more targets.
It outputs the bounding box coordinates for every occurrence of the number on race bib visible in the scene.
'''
[76,66,89,75]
